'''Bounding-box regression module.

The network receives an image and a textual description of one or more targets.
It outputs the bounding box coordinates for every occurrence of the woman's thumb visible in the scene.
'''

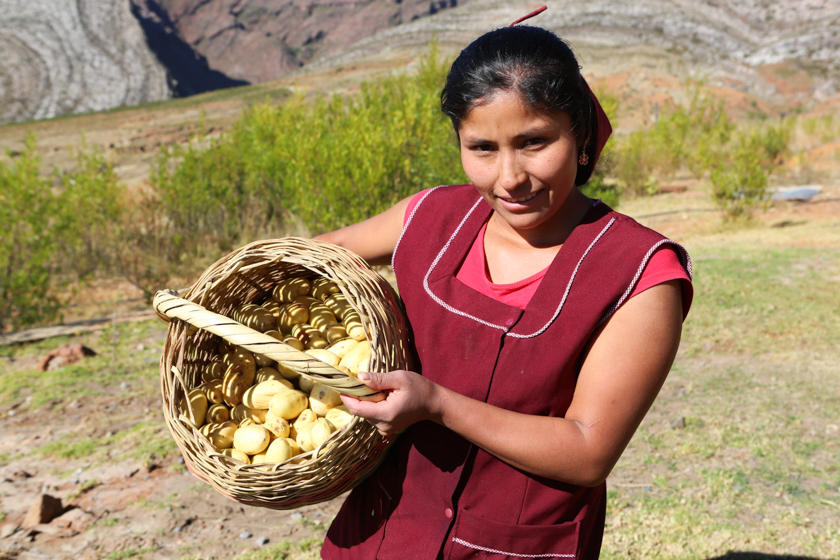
[356,370,384,388]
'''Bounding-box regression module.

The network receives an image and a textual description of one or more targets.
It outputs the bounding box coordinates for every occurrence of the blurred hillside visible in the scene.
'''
[2,1,838,126]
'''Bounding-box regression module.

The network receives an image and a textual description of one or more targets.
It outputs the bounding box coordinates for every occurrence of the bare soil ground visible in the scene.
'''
[2,186,838,560]
[1,39,838,560]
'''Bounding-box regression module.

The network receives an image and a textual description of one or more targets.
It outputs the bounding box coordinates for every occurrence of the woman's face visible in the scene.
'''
[458,90,581,245]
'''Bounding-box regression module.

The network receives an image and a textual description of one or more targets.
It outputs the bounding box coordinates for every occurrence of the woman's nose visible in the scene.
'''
[497,150,526,190]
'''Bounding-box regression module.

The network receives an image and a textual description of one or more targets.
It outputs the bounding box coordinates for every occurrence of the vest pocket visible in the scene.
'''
[447,507,580,559]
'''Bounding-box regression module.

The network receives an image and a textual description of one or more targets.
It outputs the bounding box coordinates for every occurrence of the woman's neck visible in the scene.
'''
[483,190,594,284]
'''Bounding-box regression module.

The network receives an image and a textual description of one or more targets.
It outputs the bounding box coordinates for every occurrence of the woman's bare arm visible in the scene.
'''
[342,280,685,486]
[314,196,412,266]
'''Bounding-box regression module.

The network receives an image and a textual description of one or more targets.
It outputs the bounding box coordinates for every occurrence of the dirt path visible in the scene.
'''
[0,335,341,560]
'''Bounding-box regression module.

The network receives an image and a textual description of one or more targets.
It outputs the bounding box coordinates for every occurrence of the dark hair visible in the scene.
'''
[440,26,598,185]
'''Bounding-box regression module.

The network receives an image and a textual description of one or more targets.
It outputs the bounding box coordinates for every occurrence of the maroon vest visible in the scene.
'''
[322,185,691,559]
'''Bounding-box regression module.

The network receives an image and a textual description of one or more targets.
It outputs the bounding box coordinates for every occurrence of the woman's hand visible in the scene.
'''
[340,370,438,439]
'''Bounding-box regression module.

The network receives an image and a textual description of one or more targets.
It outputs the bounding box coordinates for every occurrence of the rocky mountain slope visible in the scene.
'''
[0,1,171,125]
[0,0,460,125]
[131,0,459,85]
[0,0,837,126]
[304,0,840,116]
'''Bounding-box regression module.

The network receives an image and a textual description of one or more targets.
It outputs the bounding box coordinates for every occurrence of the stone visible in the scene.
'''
[22,494,65,527]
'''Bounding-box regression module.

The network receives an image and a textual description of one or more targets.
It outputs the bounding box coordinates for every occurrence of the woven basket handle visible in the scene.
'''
[153,290,382,399]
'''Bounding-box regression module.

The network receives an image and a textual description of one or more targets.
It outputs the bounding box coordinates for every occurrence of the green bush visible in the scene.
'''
[0,135,61,330]
[709,122,791,219]
[0,136,125,331]
[150,42,464,249]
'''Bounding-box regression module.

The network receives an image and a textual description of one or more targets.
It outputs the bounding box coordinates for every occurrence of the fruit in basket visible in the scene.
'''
[221,447,250,464]
[268,389,309,420]
[206,402,231,423]
[178,272,380,466]
[325,405,354,430]
[339,340,371,374]
[209,421,238,449]
[305,348,340,367]
[243,379,291,409]
[273,277,312,303]
[291,323,328,349]
[264,411,291,438]
[180,387,208,427]
[233,424,271,455]
[310,417,337,448]
[309,382,342,416]
[265,437,300,463]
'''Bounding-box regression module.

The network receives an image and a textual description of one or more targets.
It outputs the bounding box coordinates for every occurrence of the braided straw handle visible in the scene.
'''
[153,289,381,399]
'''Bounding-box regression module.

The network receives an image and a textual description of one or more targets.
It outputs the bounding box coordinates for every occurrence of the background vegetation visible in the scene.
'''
[1,39,838,560]
[0,45,828,332]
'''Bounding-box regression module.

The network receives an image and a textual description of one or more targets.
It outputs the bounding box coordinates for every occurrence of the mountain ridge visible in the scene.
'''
[0,1,837,126]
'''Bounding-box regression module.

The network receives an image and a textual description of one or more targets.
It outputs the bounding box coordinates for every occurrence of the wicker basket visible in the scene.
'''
[153,237,411,509]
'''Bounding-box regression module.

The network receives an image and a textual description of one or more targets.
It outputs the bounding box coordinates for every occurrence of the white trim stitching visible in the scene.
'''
[600,238,693,325]
[507,218,616,339]
[392,186,441,273]
[421,197,509,332]
[451,536,575,558]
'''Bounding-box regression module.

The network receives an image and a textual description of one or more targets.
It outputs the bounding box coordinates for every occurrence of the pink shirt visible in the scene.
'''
[406,190,692,312]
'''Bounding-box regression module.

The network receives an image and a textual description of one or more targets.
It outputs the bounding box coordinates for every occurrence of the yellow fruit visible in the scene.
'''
[251,452,269,464]
[311,277,340,301]
[208,421,238,449]
[206,402,230,423]
[222,351,257,406]
[254,367,288,385]
[230,403,247,423]
[264,437,300,463]
[308,303,338,330]
[309,382,342,416]
[220,447,250,464]
[310,417,336,449]
[293,408,318,429]
[295,422,315,452]
[199,422,217,438]
[237,303,275,332]
[233,424,271,455]
[247,406,267,423]
[326,338,360,359]
[243,379,292,409]
[268,390,309,420]
[305,348,340,367]
[297,374,315,394]
[203,358,227,383]
[263,411,291,438]
[180,387,208,427]
[204,378,224,404]
[338,340,371,374]
[325,405,355,431]
[281,335,305,351]
[254,352,274,368]
[272,277,312,303]
[291,323,328,349]
[278,301,309,332]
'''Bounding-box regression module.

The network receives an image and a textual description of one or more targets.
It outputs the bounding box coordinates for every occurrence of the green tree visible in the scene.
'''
[0,135,63,330]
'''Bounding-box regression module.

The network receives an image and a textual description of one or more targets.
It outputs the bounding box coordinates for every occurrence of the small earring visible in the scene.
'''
[578,151,590,166]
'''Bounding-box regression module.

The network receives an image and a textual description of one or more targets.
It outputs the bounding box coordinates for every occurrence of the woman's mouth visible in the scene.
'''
[498,190,540,205]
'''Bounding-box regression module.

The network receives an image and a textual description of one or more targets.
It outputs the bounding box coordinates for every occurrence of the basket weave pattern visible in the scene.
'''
[154,237,411,509]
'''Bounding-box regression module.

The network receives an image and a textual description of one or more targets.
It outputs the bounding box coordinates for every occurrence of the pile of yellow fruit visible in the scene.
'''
[179,276,372,466]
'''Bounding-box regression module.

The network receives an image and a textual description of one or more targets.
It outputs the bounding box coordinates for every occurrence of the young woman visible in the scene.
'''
[316,23,692,560]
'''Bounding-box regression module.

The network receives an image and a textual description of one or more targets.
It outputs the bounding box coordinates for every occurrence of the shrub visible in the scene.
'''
[0,136,125,331]
[709,130,770,219]
[0,135,62,331]
[149,42,464,250]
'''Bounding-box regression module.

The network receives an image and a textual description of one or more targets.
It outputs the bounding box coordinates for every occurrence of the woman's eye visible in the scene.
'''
[523,137,546,148]
[471,143,495,152]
